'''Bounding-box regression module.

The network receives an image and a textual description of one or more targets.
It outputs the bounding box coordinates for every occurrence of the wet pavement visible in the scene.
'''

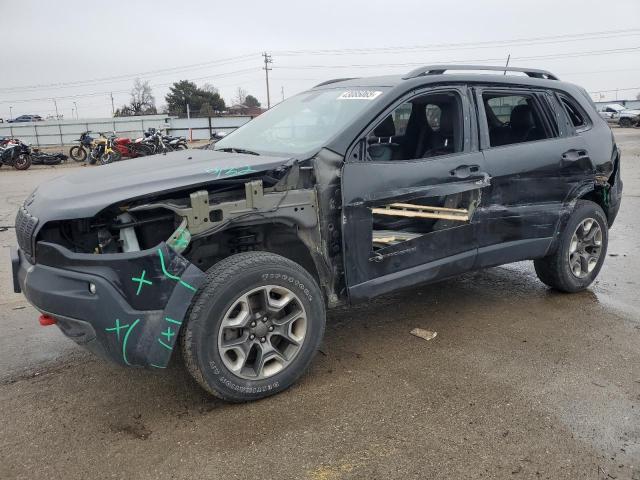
[0,130,639,479]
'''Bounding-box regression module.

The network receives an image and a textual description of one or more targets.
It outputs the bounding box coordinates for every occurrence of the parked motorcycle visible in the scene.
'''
[112,135,153,158]
[89,133,121,165]
[31,149,68,166]
[143,128,188,153]
[69,131,94,162]
[0,139,32,170]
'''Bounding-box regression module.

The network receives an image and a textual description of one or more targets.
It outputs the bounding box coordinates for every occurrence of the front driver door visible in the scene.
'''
[341,86,490,301]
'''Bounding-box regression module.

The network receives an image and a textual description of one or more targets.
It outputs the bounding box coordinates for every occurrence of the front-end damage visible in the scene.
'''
[14,151,344,367]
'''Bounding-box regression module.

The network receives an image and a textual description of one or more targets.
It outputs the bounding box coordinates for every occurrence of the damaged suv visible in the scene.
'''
[11,65,622,401]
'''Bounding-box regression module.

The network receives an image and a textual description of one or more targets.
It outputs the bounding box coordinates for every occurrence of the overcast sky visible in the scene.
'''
[1,0,639,119]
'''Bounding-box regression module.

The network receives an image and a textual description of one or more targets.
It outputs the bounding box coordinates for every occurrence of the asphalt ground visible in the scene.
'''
[0,129,639,479]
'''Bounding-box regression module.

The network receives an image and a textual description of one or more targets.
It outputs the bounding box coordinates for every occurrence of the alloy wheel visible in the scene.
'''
[217,285,308,380]
[569,217,603,278]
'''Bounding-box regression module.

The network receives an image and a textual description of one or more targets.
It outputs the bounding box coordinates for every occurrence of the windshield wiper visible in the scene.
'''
[217,147,260,156]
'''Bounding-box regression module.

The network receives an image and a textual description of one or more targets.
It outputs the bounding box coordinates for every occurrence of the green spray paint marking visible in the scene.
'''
[105,319,130,342]
[150,363,166,369]
[157,248,197,292]
[205,165,256,178]
[161,327,175,342]
[131,269,153,295]
[122,318,141,365]
[174,230,189,248]
[165,316,182,325]
[157,338,173,351]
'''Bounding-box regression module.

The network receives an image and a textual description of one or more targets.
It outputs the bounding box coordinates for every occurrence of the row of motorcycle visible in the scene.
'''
[0,128,188,171]
[70,128,188,164]
[0,137,68,170]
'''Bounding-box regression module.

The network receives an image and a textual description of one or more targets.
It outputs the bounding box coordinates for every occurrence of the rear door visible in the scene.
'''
[473,87,596,267]
[342,86,489,301]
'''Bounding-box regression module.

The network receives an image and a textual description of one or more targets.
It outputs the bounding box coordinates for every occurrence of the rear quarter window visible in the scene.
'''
[557,93,591,132]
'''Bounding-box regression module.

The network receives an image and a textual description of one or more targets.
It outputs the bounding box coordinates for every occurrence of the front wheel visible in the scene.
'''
[100,150,121,165]
[181,252,326,402]
[69,145,86,162]
[534,200,608,293]
[13,154,31,170]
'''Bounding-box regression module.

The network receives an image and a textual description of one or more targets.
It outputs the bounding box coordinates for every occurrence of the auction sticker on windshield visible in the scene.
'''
[338,90,383,100]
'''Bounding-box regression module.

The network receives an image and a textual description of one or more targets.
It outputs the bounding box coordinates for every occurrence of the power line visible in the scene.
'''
[0,53,260,93]
[273,28,640,56]
[275,46,640,70]
[0,68,261,104]
[3,28,638,95]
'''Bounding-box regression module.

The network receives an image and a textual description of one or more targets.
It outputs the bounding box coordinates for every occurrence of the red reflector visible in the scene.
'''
[39,314,56,326]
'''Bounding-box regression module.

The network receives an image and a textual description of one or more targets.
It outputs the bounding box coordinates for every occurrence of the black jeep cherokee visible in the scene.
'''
[11,65,622,402]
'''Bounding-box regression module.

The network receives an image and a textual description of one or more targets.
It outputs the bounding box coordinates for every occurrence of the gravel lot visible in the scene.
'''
[0,130,639,480]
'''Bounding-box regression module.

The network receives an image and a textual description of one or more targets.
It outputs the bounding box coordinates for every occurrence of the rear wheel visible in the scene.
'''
[534,200,608,292]
[69,145,86,162]
[181,252,326,402]
[619,117,633,128]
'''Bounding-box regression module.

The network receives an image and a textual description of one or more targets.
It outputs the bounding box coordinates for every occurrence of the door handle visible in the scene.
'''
[450,164,480,178]
[561,149,589,161]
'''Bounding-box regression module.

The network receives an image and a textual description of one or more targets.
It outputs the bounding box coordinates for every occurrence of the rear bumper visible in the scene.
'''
[12,242,205,368]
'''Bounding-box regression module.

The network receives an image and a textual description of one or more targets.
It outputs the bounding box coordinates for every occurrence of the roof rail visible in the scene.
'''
[403,65,559,81]
[314,77,359,88]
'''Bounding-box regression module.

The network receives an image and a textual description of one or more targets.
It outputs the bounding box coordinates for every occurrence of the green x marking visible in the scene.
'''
[161,327,175,342]
[105,319,130,342]
[131,269,153,295]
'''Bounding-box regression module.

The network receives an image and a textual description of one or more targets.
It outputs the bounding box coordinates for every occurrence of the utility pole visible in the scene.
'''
[9,106,13,121]
[52,98,59,119]
[281,86,285,102]
[262,52,273,109]
[110,92,115,116]
[186,103,192,142]
[73,101,78,120]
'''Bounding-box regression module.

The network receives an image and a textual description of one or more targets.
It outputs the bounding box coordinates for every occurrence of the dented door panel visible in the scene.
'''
[474,87,597,262]
[342,150,488,293]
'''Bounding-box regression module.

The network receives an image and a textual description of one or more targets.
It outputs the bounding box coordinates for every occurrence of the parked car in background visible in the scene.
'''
[598,103,625,122]
[8,115,43,123]
[613,108,640,127]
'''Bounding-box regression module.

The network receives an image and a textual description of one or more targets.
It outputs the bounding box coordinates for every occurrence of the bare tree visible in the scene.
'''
[233,87,248,106]
[129,78,156,115]
[202,83,220,95]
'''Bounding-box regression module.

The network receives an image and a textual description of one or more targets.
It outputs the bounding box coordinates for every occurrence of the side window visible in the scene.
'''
[367,91,463,161]
[482,92,553,147]
[558,94,590,131]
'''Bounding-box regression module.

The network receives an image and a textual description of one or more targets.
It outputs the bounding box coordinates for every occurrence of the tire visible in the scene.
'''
[100,150,121,165]
[534,200,608,293]
[136,144,153,157]
[619,117,632,128]
[69,145,86,162]
[13,154,31,170]
[175,142,188,150]
[181,251,326,402]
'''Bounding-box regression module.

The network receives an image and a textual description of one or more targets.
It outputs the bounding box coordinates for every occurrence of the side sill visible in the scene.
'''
[348,249,476,302]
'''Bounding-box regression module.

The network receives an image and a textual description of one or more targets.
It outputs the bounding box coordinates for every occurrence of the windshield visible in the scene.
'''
[215,87,388,156]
